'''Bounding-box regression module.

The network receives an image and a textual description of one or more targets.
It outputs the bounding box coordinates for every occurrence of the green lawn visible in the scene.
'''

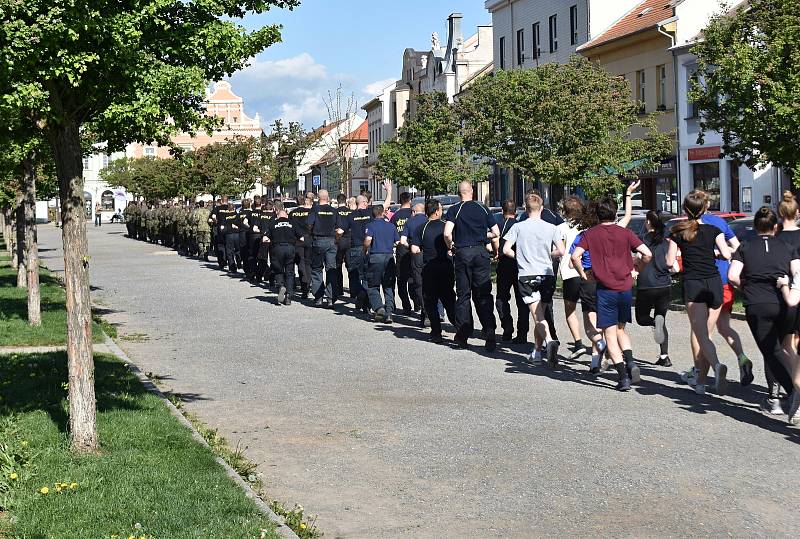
[0,351,279,538]
[0,243,107,347]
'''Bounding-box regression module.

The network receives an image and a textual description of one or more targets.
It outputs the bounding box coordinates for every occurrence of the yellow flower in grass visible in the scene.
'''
[70,482,78,490]
[20,440,29,449]
[40,486,49,494]
[300,523,307,530]
[9,472,18,480]
[55,485,62,493]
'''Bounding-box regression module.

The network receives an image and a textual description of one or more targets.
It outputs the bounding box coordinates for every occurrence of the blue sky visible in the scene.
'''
[228,0,491,130]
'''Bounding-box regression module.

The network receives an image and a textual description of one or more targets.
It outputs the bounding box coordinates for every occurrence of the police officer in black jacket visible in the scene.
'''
[219,201,241,273]
[334,194,354,301]
[255,200,276,284]
[443,181,500,351]
[289,194,313,297]
[210,196,228,270]
[245,195,263,280]
[264,201,303,306]
[391,192,414,315]
[239,198,253,276]
[307,189,339,308]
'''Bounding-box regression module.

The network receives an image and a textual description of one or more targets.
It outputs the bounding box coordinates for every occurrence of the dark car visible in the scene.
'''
[728,217,756,241]
[625,211,675,239]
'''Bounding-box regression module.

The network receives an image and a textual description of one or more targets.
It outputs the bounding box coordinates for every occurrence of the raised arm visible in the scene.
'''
[382,179,393,211]
[617,180,641,229]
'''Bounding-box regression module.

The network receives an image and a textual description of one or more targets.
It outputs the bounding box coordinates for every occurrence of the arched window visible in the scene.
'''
[101,190,114,211]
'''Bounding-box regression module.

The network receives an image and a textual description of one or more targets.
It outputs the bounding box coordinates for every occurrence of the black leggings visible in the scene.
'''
[635,287,671,355]
[744,303,794,397]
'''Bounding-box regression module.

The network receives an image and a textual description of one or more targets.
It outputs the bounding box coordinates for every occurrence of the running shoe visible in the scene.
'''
[277,286,287,305]
[546,340,560,368]
[628,361,641,385]
[373,308,386,323]
[529,349,543,365]
[693,384,706,395]
[759,397,784,416]
[680,366,699,385]
[739,356,755,387]
[616,377,632,392]
[714,363,728,396]
[788,392,800,425]
[655,355,672,368]
[569,341,588,360]
[485,337,497,352]
[654,315,666,345]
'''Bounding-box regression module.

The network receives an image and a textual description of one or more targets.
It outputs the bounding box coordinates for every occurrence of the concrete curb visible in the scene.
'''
[103,336,299,539]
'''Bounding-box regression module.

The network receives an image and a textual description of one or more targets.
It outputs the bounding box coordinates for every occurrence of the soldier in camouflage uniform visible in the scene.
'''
[123,203,137,238]
[146,204,159,243]
[194,200,211,261]
[175,203,189,254]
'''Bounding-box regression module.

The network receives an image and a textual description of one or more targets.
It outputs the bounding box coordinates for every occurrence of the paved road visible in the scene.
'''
[39,224,799,538]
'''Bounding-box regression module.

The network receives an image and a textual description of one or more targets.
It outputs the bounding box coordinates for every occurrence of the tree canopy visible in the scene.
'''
[456,56,673,195]
[266,120,316,189]
[691,0,800,175]
[377,92,488,196]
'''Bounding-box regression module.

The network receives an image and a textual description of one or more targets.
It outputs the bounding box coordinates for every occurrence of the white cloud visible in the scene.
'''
[279,94,330,125]
[362,77,396,97]
[235,52,328,83]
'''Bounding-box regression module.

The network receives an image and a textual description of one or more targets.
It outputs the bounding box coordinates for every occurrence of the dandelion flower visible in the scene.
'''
[40,486,50,494]
[70,482,78,489]
[55,486,62,492]
[21,440,29,448]
[128,535,135,539]
[9,472,18,480]
[300,523,307,530]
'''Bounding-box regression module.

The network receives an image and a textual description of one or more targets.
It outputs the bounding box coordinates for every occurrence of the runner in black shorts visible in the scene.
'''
[667,190,732,396]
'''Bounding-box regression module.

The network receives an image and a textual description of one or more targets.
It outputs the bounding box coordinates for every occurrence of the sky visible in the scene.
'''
[227,0,491,131]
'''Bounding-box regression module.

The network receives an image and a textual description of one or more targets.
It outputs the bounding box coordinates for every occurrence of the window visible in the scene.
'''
[101,190,115,211]
[499,36,506,69]
[570,5,579,45]
[692,162,721,210]
[359,181,369,194]
[532,23,541,60]
[516,29,525,65]
[102,153,109,169]
[548,15,558,53]
[657,65,667,110]
[636,70,646,113]
[687,69,699,118]
[144,147,155,157]
[82,157,91,170]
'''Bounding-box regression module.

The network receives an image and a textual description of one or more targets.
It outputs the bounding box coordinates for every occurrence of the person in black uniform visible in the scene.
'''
[339,195,374,313]
[335,194,354,301]
[401,202,428,326]
[494,199,529,343]
[364,204,400,323]
[245,195,263,280]
[307,189,339,307]
[239,198,253,276]
[255,200,275,284]
[411,199,456,343]
[210,197,228,270]
[391,192,415,315]
[289,194,313,297]
[443,181,501,351]
[219,201,241,273]
[265,201,303,305]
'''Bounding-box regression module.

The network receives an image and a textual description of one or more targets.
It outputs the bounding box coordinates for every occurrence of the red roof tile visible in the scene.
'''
[578,0,675,52]
[340,120,368,143]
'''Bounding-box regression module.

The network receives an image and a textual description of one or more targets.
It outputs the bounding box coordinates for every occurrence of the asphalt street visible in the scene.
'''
[38,224,800,539]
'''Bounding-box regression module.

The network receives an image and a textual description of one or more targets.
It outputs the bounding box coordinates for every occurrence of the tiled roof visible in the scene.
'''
[578,0,676,52]
[340,120,367,143]
[313,119,347,136]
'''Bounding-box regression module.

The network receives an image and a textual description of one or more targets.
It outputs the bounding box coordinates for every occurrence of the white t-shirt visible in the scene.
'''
[503,217,560,277]
[557,221,581,280]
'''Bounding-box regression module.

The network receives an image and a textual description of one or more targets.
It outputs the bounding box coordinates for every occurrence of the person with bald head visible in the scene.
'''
[338,194,374,312]
[443,181,501,351]
[334,193,355,301]
[289,193,314,297]
[307,189,339,307]
[401,201,428,326]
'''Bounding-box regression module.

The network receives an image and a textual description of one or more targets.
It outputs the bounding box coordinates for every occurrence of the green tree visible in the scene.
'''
[456,56,673,195]
[266,120,316,190]
[192,137,261,198]
[0,0,299,452]
[377,92,487,196]
[691,0,800,175]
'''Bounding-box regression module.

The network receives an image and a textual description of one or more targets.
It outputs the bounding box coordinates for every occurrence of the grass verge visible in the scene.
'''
[0,244,107,347]
[0,351,281,538]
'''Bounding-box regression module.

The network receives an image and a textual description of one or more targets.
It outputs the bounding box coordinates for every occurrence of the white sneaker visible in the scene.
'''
[714,363,728,396]
[760,397,784,416]
[693,384,706,395]
[528,349,543,366]
[788,392,800,425]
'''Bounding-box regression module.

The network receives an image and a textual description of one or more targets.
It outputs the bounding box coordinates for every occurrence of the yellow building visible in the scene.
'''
[578,0,680,213]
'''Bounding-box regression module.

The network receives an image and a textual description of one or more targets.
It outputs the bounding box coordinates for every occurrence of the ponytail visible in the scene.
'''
[778,190,799,221]
[673,190,709,243]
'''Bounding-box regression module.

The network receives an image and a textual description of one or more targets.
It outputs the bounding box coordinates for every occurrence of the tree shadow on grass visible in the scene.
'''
[0,352,151,433]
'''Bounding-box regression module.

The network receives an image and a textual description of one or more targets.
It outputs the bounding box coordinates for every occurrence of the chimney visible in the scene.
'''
[448,13,463,51]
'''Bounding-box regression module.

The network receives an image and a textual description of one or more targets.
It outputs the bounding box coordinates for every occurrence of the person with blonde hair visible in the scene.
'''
[557,195,588,358]
[668,190,732,395]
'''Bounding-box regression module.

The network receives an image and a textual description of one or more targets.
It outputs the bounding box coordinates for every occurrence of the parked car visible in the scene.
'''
[624,211,675,239]
[728,217,756,241]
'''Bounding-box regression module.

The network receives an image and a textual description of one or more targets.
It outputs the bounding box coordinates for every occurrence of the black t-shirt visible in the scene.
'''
[672,223,722,280]
[289,206,311,232]
[307,204,338,237]
[337,207,353,242]
[239,209,253,233]
[267,217,302,245]
[733,235,794,305]
[411,219,449,265]
[218,208,239,235]
[778,228,800,256]
[444,201,495,248]
[249,207,264,235]
[391,208,413,234]
[638,233,671,289]
[344,208,372,248]
[210,205,223,230]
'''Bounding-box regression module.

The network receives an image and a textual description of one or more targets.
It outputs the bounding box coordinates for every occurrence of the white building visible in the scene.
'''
[295,114,365,197]
[672,0,782,213]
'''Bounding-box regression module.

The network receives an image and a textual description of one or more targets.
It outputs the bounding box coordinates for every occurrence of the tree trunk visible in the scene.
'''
[51,120,98,453]
[23,156,41,326]
[15,196,26,287]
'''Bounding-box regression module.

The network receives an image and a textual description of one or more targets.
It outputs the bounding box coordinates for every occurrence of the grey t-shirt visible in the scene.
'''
[503,217,560,276]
